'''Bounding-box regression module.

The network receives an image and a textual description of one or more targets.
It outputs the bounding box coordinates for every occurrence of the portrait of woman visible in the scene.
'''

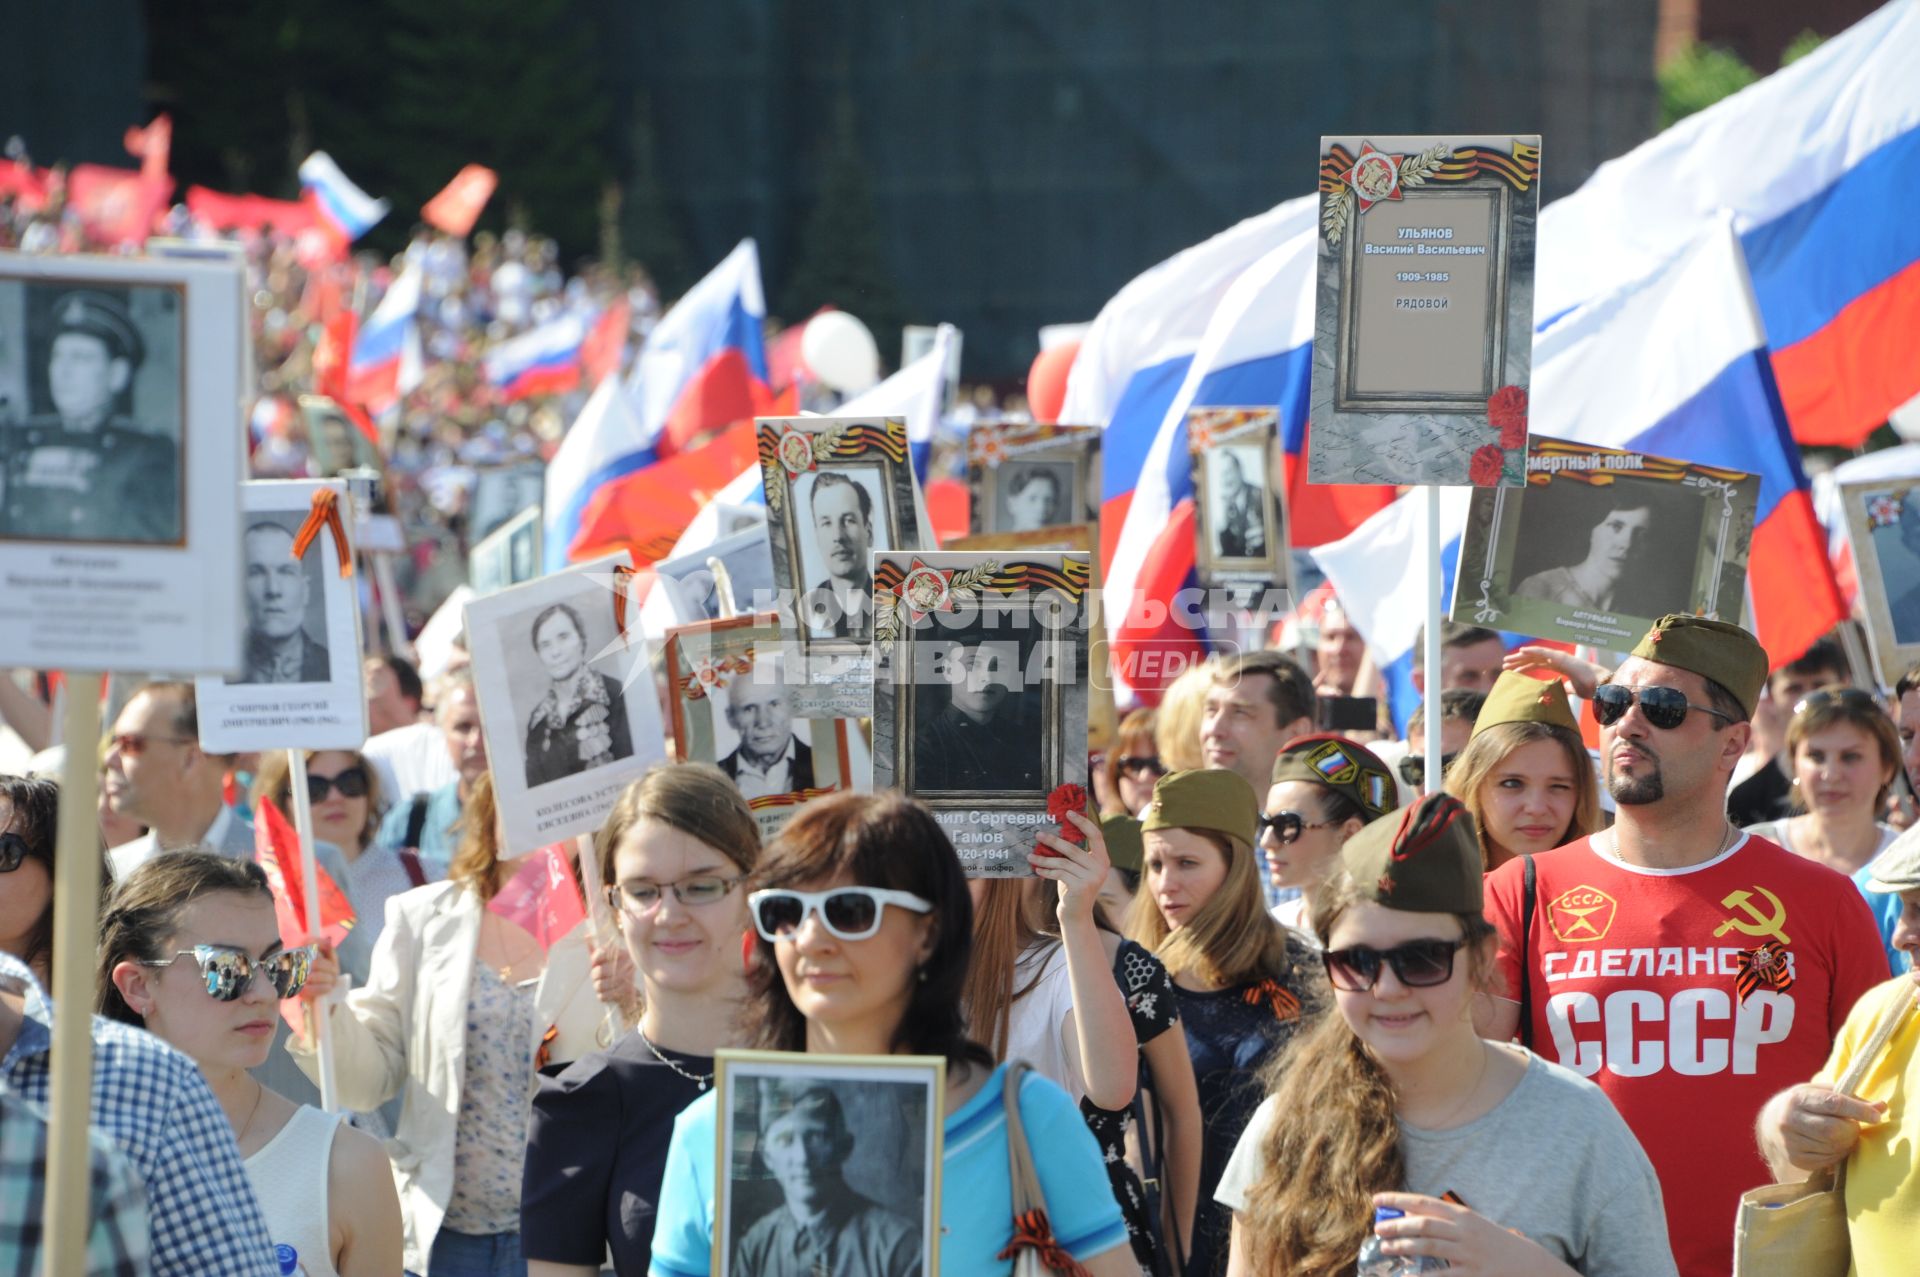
[523,601,634,788]
[1513,494,1655,613]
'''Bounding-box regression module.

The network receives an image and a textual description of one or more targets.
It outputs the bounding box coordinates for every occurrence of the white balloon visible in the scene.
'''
[801,311,881,394]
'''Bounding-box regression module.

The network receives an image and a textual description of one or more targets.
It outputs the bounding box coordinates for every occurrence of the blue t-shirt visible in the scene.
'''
[1853,862,1908,974]
[648,1062,1128,1277]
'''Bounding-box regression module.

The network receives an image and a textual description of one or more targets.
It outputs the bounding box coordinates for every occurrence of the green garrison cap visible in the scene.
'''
[1269,734,1395,821]
[1340,792,1484,913]
[1628,615,1767,718]
[49,290,144,368]
[1141,769,1259,853]
[1101,814,1144,875]
[1473,671,1579,738]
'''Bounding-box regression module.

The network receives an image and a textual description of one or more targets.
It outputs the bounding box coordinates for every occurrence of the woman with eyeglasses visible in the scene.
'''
[521,764,759,1277]
[98,851,405,1277]
[1742,685,1907,969]
[292,772,601,1277]
[1217,795,1675,1277]
[649,792,1136,1277]
[1100,707,1166,817]
[1126,769,1320,1277]
[1445,672,1600,872]
[1261,736,1396,934]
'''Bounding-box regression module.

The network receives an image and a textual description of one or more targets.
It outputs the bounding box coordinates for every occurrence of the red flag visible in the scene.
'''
[581,299,631,385]
[66,164,174,247]
[569,422,762,565]
[122,114,172,182]
[421,164,498,237]
[487,844,586,953]
[0,160,53,213]
[254,798,356,951]
[185,185,315,237]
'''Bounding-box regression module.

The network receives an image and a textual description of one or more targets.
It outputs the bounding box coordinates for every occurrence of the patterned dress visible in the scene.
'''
[1079,939,1180,1275]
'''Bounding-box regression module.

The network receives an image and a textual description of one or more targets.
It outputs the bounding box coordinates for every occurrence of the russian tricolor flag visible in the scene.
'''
[486,312,589,402]
[624,238,771,457]
[298,152,389,244]
[1536,0,1920,447]
[1316,221,1845,729]
[345,265,422,412]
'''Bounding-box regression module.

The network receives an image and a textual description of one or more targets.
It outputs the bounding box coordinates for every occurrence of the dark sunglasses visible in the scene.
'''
[1397,753,1457,789]
[1592,684,1734,731]
[140,943,316,1001]
[1257,810,1339,845]
[0,832,36,873]
[1116,755,1166,779]
[1322,938,1468,992]
[305,767,370,803]
[1792,687,1880,717]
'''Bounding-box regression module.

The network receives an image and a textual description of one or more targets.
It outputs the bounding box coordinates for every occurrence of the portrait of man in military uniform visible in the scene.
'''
[227,515,332,685]
[1209,445,1269,560]
[911,624,1045,793]
[0,287,182,545]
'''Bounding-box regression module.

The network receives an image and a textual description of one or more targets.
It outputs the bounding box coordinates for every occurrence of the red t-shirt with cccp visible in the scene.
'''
[1485,832,1889,1277]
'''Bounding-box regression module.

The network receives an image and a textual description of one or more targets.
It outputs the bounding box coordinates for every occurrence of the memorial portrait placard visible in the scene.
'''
[1187,407,1288,607]
[713,1050,944,1277]
[871,551,1091,876]
[469,505,542,597]
[464,552,667,855]
[965,420,1100,544]
[0,250,246,672]
[195,480,368,752]
[758,416,924,719]
[1839,479,1920,679]
[1308,134,1542,488]
[1451,436,1758,649]
[664,613,852,842]
[653,525,778,626]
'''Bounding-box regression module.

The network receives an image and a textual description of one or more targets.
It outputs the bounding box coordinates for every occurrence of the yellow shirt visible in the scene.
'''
[1812,976,1920,1277]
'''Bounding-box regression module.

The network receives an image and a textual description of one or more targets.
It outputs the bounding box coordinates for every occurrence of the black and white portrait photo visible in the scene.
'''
[0,281,183,545]
[507,598,636,788]
[469,505,542,597]
[469,459,546,544]
[227,511,331,686]
[1207,444,1272,561]
[716,654,815,800]
[1877,491,1920,645]
[716,1054,942,1277]
[996,461,1071,533]
[910,619,1045,794]
[1509,481,1701,618]
[797,468,888,642]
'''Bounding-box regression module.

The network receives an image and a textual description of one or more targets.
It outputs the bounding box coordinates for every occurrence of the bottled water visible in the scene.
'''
[274,1244,308,1277]
[1356,1206,1448,1274]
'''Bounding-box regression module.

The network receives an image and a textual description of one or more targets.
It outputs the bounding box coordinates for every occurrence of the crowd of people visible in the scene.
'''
[0,599,1915,1277]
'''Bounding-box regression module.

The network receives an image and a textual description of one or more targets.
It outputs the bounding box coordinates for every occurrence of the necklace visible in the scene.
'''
[636,1023,712,1091]
[235,1078,265,1147]
[1603,820,1736,862]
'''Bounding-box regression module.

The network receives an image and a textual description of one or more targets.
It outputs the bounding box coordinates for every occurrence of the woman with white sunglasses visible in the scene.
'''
[648,791,1136,1277]
[99,851,404,1277]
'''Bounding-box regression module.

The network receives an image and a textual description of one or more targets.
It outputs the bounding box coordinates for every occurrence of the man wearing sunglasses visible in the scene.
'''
[104,682,254,880]
[1480,615,1889,1277]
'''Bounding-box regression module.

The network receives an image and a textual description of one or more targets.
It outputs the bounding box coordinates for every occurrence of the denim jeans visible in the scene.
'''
[406,1227,524,1277]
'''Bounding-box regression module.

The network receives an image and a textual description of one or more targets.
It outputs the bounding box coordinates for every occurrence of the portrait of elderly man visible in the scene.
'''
[731,1083,921,1277]
[718,659,815,799]
[1211,448,1267,559]
[0,289,180,543]
[801,471,877,642]
[912,629,1043,792]
[228,519,330,685]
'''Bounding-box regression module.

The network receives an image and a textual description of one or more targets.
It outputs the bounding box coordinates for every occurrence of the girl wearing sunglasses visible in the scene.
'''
[1445,672,1600,872]
[650,792,1137,1276]
[1262,735,1395,934]
[0,776,68,988]
[291,772,602,1277]
[1098,707,1165,817]
[1217,795,1675,1277]
[1743,685,1907,971]
[99,851,404,1277]
[1127,769,1319,1277]
[523,763,760,1277]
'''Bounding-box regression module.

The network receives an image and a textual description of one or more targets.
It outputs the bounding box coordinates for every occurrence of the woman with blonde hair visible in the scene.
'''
[293,771,601,1276]
[1099,707,1166,817]
[1154,658,1217,773]
[1126,769,1318,1277]
[522,763,760,1277]
[1445,672,1600,872]
[1217,794,1674,1277]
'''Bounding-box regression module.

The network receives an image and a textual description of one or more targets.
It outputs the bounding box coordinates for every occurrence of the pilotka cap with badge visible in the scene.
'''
[1140,769,1259,854]
[1474,670,1579,737]
[1270,734,1395,821]
[1627,614,1768,719]
[1340,791,1484,914]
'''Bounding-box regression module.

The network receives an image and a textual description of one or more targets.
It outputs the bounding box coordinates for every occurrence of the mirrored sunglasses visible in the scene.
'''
[747,887,934,943]
[141,943,315,1001]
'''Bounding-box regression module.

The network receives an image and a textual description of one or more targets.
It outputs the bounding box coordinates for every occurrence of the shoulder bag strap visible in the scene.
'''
[1833,981,1917,1097]
[1518,853,1537,1051]
[398,849,428,888]
[403,793,430,850]
[1000,1062,1092,1277]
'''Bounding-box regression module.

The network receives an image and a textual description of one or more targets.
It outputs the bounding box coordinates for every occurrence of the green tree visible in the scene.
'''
[1781,30,1826,65]
[777,92,902,351]
[1658,43,1759,128]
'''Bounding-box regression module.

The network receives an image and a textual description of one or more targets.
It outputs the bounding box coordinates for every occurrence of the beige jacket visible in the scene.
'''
[287,879,601,1273]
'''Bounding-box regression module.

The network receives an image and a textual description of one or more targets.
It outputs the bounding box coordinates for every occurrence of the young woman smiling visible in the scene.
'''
[1126,769,1319,1277]
[1445,673,1600,872]
[99,852,403,1277]
[1217,795,1675,1277]
[648,792,1136,1277]
[522,764,760,1277]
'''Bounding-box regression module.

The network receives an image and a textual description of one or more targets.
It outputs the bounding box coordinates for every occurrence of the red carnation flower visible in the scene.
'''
[1488,385,1529,450]
[1046,783,1089,845]
[1469,444,1506,488]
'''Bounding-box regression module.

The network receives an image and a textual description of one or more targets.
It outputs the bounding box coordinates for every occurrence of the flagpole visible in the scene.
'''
[1423,486,1443,795]
[43,672,102,1277]
[575,832,627,1043]
[287,749,339,1111]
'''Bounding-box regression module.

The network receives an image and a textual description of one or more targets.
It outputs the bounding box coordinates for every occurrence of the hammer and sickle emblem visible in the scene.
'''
[1715,887,1791,946]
